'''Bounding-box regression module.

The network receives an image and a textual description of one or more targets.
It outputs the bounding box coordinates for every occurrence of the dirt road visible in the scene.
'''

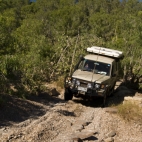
[0,85,142,142]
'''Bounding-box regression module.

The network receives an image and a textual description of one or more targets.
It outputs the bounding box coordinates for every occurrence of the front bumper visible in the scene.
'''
[66,86,105,97]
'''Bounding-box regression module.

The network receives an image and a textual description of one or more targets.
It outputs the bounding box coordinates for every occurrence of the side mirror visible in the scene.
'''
[79,55,84,60]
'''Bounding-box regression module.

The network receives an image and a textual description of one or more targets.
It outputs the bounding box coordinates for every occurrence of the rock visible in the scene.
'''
[73,120,90,127]
[124,96,142,101]
[9,134,15,140]
[107,131,116,137]
[71,124,84,132]
[123,96,142,107]
[135,92,142,97]
[4,127,8,132]
[103,137,114,142]
[71,131,95,140]
[71,120,90,131]
[104,107,118,114]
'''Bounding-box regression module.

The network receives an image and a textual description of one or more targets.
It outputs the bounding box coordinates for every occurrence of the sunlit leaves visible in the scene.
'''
[0,8,17,54]
[1,0,142,96]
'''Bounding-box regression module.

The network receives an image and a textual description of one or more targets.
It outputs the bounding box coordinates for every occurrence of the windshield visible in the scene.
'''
[78,59,111,76]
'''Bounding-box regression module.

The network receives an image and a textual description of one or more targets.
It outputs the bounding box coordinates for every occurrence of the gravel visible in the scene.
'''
[0,86,142,142]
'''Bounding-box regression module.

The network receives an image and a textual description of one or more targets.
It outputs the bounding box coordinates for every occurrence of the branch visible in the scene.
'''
[50,39,70,79]
[69,30,79,76]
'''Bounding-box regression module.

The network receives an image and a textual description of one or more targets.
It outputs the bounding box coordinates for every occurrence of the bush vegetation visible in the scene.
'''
[117,102,142,123]
[0,0,142,100]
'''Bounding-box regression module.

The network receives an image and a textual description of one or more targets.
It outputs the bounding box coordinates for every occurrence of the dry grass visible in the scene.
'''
[117,102,142,123]
[47,76,65,95]
[55,76,65,89]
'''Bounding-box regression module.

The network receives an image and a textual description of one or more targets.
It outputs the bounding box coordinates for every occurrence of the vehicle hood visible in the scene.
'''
[72,69,110,83]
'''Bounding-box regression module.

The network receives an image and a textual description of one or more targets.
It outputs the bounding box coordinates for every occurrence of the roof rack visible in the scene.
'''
[87,46,124,59]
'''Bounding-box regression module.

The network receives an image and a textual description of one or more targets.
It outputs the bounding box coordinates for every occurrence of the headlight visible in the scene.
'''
[76,80,80,86]
[95,84,106,89]
[95,84,100,89]
[87,83,92,88]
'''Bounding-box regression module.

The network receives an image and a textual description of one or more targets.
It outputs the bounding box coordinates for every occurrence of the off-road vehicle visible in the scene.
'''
[64,46,124,106]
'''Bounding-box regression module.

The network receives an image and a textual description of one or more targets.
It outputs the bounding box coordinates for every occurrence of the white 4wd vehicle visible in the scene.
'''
[64,46,124,106]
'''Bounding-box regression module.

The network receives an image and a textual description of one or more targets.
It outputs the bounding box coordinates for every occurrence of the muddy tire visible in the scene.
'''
[102,88,110,107]
[64,89,73,101]
[102,94,107,107]
[109,82,116,96]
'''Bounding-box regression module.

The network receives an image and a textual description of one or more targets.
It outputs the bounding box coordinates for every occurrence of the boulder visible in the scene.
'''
[103,137,114,142]
[107,131,116,137]
[123,96,142,107]
[71,131,95,140]
[104,108,118,114]
[71,120,90,131]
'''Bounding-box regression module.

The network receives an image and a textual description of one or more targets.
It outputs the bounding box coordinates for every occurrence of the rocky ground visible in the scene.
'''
[0,81,142,142]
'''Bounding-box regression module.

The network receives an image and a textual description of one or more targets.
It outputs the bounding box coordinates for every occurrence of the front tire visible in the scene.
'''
[109,82,116,96]
[102,88,110,107]
[64,89,73,101]
[102,94,107,107]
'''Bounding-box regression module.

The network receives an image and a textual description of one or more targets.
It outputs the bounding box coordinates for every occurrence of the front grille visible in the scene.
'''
[80,82,87,87]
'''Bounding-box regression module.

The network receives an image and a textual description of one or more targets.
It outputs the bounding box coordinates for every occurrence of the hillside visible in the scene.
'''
[0,0,142,99]
[0,1,142,141]
[0,81,142,142]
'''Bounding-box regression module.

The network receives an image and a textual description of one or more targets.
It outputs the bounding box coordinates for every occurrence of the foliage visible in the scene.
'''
[0,0,142,100]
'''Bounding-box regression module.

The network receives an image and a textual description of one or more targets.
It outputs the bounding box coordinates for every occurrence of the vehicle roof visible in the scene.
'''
[84,54,115,64]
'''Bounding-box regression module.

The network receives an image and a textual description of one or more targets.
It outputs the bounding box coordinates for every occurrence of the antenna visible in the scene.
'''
[91,46,101,83]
